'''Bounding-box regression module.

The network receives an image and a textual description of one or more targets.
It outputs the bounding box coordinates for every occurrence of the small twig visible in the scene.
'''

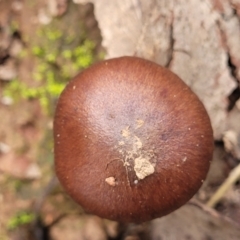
[206,163,240,208]
[105,158,122,170]
[106,158,132,187]
[33,175,59,214]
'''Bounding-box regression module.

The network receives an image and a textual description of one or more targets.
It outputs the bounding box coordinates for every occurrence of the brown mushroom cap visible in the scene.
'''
[54,56,213,223]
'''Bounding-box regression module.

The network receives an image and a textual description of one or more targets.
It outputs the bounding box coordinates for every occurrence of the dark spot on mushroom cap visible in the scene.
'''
[54,56,214,223]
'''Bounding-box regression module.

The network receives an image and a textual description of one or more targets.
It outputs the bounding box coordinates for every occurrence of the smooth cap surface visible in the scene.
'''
[54,56,214,222]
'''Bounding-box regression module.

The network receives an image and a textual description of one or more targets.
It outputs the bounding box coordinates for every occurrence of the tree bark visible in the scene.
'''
[74,0,240,141]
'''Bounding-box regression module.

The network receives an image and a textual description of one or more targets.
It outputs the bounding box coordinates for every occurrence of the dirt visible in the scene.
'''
[0,0,104,239]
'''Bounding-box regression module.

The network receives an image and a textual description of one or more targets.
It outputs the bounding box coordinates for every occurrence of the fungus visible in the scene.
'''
[54,56,214,222]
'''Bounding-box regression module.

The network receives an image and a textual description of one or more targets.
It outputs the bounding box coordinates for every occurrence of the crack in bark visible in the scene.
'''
[227,53,240,111]
[165,12,174,68]
[166,16,175,68]
[216,18,240,110]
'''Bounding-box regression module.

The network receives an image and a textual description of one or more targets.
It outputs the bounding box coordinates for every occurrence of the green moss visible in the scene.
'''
[7,211,35,230]
[3,18,100,115]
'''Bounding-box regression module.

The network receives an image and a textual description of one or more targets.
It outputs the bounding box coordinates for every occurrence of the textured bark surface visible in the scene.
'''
[74,0,240,142]
[150,200,240,240]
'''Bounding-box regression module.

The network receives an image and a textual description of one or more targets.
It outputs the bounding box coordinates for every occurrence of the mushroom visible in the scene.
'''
[54,56,214,222]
